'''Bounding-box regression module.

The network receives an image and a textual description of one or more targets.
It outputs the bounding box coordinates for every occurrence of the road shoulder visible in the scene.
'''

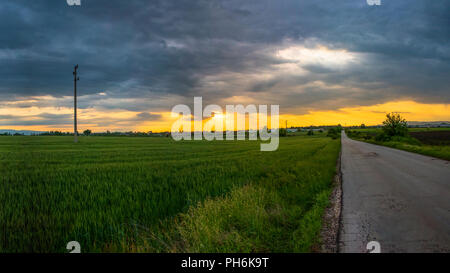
[319,149,343,253]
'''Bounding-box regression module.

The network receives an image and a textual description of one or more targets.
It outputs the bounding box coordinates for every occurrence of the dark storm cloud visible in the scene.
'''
[0,112,72,126]
[0,0,449,115]
[135,112,161,121]
[0,111,161,127]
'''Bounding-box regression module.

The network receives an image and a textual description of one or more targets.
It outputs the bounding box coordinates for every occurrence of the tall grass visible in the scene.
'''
[0,135,339,252]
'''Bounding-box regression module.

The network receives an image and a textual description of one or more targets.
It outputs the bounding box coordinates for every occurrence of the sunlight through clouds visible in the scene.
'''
[0,1,449,132]
[276,44,360,69]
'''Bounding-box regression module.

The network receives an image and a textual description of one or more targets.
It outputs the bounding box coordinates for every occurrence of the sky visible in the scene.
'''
[0,0,449,132]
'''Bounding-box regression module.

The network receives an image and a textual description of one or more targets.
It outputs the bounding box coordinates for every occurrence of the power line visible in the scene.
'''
[73,64,80,143]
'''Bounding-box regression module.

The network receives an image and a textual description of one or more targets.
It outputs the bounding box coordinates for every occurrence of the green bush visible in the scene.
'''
[382,113,408,137]
[375,132,391,142]
[327,128,341,139]
[390,136,422,146]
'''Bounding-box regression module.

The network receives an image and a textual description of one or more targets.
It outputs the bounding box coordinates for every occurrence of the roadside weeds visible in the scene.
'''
[318,150,342,253]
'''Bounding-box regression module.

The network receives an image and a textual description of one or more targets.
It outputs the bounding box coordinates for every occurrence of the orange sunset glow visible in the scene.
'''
[1,100,448,132]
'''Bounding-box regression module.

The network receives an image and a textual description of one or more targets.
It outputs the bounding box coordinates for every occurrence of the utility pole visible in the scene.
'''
[73,65,79,143]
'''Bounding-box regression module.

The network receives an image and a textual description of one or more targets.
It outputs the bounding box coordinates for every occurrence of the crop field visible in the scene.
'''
[355,127,450,133]
[408,131,450,146]
[0,135,340,253]
[347,128,450,161]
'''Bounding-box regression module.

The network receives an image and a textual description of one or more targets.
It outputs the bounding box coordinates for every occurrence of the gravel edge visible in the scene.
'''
[318,149,342,253]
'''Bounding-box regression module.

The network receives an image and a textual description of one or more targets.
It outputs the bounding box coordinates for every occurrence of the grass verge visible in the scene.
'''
[346,129,450,161]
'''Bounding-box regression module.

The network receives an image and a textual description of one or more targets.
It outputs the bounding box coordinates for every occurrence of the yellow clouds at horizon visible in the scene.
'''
[0,104,176,132]
[1,100,449,132]
[142,100,450,132]
[279,101,450,127]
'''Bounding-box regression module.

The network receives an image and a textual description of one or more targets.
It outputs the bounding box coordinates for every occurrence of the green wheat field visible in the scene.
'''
[0,134,340,253]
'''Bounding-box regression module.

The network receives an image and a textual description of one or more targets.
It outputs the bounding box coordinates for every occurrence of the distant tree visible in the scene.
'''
[382,113,408,137]
[361,123,366,129]
[327,127,341,139]
[307,129,314,136]
[83,129,92,136]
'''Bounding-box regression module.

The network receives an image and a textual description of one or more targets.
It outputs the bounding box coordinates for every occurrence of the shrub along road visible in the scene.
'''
[339,131,450,252]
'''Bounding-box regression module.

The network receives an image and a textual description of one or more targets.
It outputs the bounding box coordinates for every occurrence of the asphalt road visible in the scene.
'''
[339,131,450,253]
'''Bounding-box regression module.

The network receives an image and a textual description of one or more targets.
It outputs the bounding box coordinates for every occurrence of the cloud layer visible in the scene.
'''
[0,0,449,129]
